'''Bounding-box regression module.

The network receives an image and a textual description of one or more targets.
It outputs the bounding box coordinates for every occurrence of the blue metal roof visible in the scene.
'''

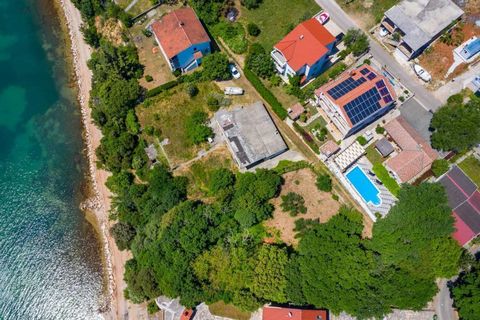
[460,38,480,60]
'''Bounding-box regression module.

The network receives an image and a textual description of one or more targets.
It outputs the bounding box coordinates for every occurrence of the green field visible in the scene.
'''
[241,0,321,50]
[137,82,221,166]
[365,144,385,166]
[459,155,480,187]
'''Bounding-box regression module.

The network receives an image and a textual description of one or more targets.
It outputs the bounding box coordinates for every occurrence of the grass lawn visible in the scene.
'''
[174,146,235,199]
[208,301,251,320]
[372,163,400,196]
[137,81,221,167]
[241,0,321,50]
[365,144,385,166]
[459,155,480,187]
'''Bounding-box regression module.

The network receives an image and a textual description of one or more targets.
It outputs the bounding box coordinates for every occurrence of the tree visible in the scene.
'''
[371,183,461,279]
[245,43,274,79]
[430,99,480,152]
[111,221,136,250]
[316,174,332,192]
[209,168,235,193]
[247,23,261,36]
[250,245,288,303]
[201,52,231,81]
[241,0,262,9]
[185,111,213,145]
[344,28,369,56]
[431,159,449,177]
[280,192,307,216]
[452,263,480,320]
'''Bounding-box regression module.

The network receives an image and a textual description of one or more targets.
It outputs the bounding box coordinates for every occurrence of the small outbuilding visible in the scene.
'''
[320,140,340,159]
[375,137,394,157]
[288,103,305,120]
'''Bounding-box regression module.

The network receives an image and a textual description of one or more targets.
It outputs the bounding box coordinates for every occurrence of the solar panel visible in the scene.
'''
[367,72,377,80]
[380,87,390,96]
[344,88,382,125]
[327,77,367,100]
[360,68,369,75]
[383,95,393,103]
[375,80,385,89]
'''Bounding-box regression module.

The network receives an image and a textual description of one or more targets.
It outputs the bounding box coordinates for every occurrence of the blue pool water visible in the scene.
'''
[346,166,381,206]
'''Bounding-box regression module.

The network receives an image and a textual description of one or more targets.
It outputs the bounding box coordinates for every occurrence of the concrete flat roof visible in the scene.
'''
[385,0,463,51]
[215,102,288,169]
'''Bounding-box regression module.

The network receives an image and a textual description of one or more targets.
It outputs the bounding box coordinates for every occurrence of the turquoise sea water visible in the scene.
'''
[0,0,105,319]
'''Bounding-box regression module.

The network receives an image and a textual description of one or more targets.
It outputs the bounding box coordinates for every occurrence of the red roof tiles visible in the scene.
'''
[385,116,438,183]
[263,306,328,320]
[151,7,210,59]
[274,18,335,71]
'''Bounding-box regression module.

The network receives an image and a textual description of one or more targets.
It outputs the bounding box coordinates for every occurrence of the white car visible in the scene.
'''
[229,64,241,79]
[379,26,389,37]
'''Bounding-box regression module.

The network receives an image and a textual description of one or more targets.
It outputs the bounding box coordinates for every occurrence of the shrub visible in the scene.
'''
[147,301,159,314]
[146,80,178,98]
[375,125,385,134]
[241,0,262,9]
[144,125,154,136]
[281,192,307,216]
[447,93,463,105]
[432,159,449,177]
[209,168,235,193]
[332,194,339,201]
[145,75,153,82]
[186,84,199,97]
[173,69,182,77]
[356,136,368,146]
[142,29,152,37]
[273,160,311,174]
[207,95,220,111]
[244,68,288,119]
[185,111,213,145]
[247,23,261,36]
[293,122,319,153]
[364,59,371,65]
[316,174,332,192]
[344,28,369,56]
[246,44,274,79]
[202,52,231,81]
[372,163,400,196]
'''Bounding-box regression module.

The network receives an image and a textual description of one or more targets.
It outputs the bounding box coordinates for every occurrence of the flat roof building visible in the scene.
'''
[381,0,463,59]
[315,65,397,138]
[215,102,288,169]
[375,138,394,157]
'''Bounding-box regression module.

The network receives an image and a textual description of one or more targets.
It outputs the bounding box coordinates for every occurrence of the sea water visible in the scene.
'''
[0,0,105,318]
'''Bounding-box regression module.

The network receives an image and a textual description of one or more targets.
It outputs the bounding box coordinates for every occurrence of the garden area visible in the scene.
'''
[459,155,480,187]
[265,168,340,246]
[137,81,221,167]
[240,0,321,50]
[364,142,400,196]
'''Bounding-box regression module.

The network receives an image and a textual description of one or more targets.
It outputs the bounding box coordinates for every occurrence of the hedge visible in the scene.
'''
[243,68,288,120]
[293,122,320,154]
[146,80,179,98]
[372,163,400,196]
[273,160,312,175]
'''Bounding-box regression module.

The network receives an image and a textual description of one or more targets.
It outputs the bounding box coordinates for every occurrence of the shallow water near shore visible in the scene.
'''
[0,0,105,319]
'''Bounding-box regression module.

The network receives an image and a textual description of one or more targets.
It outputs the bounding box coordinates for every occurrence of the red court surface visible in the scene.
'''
[439,166,480,246]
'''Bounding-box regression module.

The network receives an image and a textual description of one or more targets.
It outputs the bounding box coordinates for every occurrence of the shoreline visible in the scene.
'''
[55,0,123,318]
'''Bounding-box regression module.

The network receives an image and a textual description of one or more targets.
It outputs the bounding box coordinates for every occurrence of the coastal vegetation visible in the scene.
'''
[71,0,469,318]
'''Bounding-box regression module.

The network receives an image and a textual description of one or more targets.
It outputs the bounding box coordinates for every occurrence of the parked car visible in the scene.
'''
[413,64,432,82]
[316,11,330,24]
[379,26,389,37]
[229,64,241,79]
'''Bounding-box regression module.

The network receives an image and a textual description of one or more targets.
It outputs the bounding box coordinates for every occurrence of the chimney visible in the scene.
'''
[288,312,293,318]
[179,21,184,27]
[299,34,304,40]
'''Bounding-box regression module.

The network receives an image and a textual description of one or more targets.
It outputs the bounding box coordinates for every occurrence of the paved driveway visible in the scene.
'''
[314,0,442,113]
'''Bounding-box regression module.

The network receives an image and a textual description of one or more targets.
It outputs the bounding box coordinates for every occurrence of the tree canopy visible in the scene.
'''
[452,262,480,320]
[430,98,480,152]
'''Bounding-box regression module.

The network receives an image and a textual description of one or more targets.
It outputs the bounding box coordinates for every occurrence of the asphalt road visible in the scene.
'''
[435,279,457,320]
[314,0,443,112]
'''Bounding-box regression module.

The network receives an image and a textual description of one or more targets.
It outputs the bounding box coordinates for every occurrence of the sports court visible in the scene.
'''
[439,165,480,246]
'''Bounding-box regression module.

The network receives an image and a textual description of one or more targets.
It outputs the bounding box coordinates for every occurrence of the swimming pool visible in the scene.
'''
[346,166,381,206]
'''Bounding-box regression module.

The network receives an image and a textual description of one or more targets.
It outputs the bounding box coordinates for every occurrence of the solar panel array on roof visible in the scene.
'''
[379,87,389,96]
[344,87,381,125]
[360,68,369,75]
[375,80,385,89]
[327,77,367,100]
[366,72,377,80]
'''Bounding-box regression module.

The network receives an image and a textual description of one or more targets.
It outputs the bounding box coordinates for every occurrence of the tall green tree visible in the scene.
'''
[452,263,480,320]
[430,99,480,152]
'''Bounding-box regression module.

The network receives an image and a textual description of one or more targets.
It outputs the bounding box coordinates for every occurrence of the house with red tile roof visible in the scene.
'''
[315,65,396,137]
[384,116,438,183]
[263,306,328,320]
[271,18,336,85]
[151,7,211,72]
